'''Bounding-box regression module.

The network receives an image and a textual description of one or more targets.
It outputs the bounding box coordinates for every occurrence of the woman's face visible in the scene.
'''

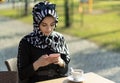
[39,16,56,36]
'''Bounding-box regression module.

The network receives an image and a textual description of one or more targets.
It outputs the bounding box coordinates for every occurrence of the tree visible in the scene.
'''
[64,0,70,27]
[24,0,29,16]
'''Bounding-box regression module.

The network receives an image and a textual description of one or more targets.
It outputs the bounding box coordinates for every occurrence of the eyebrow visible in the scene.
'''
[41,21,55,24]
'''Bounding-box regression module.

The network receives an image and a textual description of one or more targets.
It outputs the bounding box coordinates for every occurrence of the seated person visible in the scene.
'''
[17,1,70,83]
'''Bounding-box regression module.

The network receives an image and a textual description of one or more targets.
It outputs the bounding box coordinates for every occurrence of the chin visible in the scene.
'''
[44,32,52,36]
[44,33,50,36]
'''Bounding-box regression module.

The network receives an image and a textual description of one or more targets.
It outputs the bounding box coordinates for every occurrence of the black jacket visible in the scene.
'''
[17,38,70,83]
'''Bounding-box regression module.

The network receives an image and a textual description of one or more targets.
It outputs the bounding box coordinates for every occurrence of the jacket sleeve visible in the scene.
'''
[56,36,70,76]
[56,53,70,76]
[17,39,35,81]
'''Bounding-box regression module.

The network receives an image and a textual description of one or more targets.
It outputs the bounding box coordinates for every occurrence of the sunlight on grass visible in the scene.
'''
[0,9,18,18]
[19,15,33,24]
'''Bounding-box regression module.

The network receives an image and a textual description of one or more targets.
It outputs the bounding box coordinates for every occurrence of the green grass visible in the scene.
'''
[19,15,33,24]
[0,9,18,18]
[0,0,120,52]
[59,11,120,51]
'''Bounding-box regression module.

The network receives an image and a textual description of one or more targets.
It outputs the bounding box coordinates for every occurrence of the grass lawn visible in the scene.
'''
[0,0,120,52]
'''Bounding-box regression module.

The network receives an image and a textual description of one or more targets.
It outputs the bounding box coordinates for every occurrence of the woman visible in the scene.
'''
[17,1,70,83]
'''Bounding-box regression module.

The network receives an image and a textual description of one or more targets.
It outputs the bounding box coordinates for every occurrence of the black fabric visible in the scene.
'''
[17,39,70,83]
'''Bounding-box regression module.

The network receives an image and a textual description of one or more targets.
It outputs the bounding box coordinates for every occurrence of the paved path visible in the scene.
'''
[0,17,120,83]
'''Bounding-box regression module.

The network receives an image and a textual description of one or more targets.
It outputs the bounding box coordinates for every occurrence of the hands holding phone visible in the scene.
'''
[33,53,65,71]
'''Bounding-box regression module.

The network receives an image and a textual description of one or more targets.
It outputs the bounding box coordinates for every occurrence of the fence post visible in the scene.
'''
[64,0,70,27]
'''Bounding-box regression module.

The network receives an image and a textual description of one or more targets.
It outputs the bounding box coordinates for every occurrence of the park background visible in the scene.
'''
[0,0,120,83]
[1,0,120,52]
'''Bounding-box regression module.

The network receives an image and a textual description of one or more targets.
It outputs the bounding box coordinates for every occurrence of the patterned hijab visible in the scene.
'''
[23,1,69,55]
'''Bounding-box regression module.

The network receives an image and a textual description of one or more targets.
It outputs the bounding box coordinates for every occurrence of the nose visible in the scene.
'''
[47,26,52,31]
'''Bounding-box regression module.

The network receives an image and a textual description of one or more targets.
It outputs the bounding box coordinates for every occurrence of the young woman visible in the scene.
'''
[17,1,70,83]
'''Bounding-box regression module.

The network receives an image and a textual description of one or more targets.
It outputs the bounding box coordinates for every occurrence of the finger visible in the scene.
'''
[53,61,59,64]
[49,54,60,58]
[43,54,49,58]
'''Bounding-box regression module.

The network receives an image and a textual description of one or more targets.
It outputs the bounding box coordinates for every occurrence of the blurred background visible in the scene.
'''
[1,0,120,51]
[0,0,120,82]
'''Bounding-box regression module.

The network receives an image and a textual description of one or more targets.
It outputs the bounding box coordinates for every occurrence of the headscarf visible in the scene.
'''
[23,1,69,55]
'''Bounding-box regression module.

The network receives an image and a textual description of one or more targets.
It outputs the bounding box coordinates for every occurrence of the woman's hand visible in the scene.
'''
[49,53,65,67]
[33,53,65,71]
[33,54,54,70]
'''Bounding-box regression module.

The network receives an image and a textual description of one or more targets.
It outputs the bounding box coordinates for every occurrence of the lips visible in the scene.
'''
[44,32,51,36]
[45,32,50,34]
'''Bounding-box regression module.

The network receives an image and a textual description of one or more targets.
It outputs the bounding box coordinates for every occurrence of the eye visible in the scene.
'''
[42,23,47,27]
[51,23,55,27]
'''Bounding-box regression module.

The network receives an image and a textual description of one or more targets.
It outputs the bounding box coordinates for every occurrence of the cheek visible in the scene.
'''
[39,26,43,32]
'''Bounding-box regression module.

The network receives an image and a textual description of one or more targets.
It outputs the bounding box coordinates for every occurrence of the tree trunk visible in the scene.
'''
[24,0,28,16]
[64,0,70,27]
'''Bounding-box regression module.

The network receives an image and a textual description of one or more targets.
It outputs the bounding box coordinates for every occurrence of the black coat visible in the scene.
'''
[17,38,70,83]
